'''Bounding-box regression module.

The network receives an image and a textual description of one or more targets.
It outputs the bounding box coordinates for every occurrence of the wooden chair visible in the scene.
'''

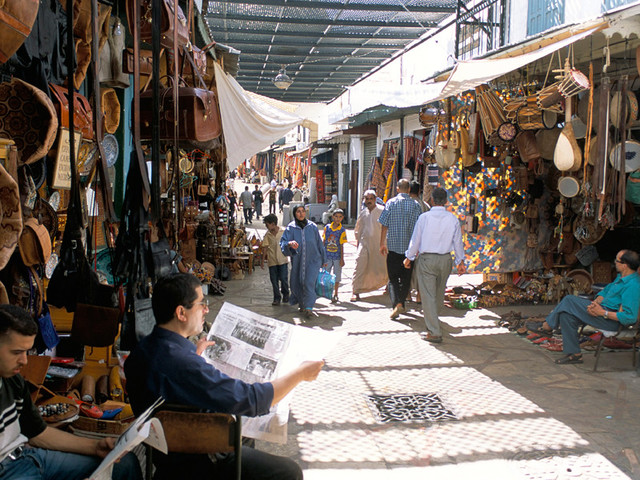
[145,407,241,480]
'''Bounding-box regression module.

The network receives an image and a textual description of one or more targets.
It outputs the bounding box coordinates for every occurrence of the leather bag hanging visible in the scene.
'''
[126,0,189,49]
[0,0,39,63]
[49,83,94,140]
[139,79,222,149]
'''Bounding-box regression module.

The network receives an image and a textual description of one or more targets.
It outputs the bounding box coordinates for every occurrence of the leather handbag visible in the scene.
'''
[123,48,154,76]
[139,85,222,149]
[100,88,121,134]
[127,0,189,49]
[49,83,94,140]
[18,218,52,266]
[0,0,39,63]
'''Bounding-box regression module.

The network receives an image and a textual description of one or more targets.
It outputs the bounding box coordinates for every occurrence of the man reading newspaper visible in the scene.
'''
[125,273,324,480]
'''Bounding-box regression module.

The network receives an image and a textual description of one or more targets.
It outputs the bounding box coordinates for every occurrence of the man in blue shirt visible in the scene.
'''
[378,179,422,320]
[125,274,324,479]
[539,249,640,364]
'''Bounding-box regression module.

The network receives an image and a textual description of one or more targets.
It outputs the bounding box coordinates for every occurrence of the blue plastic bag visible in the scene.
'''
[315,269,336,300]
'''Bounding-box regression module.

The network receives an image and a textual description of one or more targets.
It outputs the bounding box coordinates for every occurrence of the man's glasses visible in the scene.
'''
[191,299,210,310]
[615,258,624,264]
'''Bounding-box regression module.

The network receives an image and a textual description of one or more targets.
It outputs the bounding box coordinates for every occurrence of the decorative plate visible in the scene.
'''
[102,134,119,168]
[45,253,59,279]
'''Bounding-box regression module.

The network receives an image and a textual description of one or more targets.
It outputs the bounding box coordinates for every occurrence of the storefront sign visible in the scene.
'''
[51,128,82,190]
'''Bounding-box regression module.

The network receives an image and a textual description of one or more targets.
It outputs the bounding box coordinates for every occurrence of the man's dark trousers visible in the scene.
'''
[387,251,413,308]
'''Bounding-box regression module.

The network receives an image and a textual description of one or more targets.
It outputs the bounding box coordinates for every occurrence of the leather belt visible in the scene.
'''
[2,445,25,464]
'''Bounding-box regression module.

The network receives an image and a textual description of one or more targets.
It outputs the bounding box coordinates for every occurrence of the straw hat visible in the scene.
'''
[0,162,23,270]
[0,79,58,165]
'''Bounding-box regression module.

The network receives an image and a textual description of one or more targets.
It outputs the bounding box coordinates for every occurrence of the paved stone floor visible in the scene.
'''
[205,199,640,480]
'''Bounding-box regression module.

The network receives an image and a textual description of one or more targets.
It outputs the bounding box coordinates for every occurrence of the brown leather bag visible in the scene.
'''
[515,131,541,163]
[0,0,39,63]
[123,48,154,75]
[139,86,222,149]
[127,0,189,49]
[49,83,94,140]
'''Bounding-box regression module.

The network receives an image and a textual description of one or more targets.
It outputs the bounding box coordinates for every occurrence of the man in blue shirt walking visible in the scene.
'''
[378,179,422,320]
[125,273,324,479]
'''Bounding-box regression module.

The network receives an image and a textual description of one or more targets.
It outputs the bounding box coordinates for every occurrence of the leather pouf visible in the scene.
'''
[0,162,22,269]
[0,78,58,165]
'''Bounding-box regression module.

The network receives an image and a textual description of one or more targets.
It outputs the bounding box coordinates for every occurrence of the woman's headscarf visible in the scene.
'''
[292,205,308,229]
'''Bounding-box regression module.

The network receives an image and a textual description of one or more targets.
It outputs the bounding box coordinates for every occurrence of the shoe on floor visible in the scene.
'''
[350,294,360,302]
[282,296,289,303]
[272,300,280,306]
[303,309,312,318]
[420,333,443,344]
[555,354,583,364]
[390,304,403,319]
[331,295,338,304]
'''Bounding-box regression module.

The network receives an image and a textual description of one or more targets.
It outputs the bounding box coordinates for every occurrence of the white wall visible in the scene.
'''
[380,120,402,141]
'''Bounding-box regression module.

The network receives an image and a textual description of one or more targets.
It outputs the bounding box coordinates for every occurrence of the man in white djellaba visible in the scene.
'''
[351,190,388,302]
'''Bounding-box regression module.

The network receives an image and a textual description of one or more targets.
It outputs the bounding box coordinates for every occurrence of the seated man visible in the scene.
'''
[540,249,640,364]
[0,304,142,480]
[124,273,324,480]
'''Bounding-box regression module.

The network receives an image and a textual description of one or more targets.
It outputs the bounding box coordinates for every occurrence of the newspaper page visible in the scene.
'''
[202,302,345,443]
[90,398,167,480]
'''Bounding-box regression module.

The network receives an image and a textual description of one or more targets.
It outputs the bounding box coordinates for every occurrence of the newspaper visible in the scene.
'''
[90,398,167,480]
[202,302,345,443]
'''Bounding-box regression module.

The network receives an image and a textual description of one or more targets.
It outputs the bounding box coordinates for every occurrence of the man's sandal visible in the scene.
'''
[555,354,583,364]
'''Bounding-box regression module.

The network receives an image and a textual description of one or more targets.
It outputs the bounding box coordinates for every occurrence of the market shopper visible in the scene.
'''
[409,181,430,304]
[280,184,294,210]
[240,185,254,224]
[351,190,388,302]
[124,274,324,480]
[0,305,142,480]
[252,185,264,220]
[227,189,237,224]
[323,209,347,303]
[539,249,640,364]
[262,214,290,306]
[268,187,277,214]
[404,187,466,344]
[281,205,326,318]
[379,179,423,320]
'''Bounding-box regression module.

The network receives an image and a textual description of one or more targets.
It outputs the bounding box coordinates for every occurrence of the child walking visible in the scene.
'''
[262,214,290,306]
[323,209,347,303]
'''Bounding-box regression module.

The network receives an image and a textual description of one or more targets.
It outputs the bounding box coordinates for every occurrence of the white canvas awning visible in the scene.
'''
[429,25,603,103]
[214,63,303,170]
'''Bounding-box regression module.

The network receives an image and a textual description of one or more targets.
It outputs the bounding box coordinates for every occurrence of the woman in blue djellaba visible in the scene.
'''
[280,205,326,318]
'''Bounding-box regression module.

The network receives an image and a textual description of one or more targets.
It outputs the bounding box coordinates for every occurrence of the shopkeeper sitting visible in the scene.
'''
[539,249,640,365]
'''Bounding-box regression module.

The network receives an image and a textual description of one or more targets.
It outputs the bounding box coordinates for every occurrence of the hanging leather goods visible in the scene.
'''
[595,77,611,222]
[139,78,222,150]
[49,83,94,140]
[0,0,39,63]
[126,0,189,49]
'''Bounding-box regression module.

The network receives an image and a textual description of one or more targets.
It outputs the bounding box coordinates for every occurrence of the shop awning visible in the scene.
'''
[428,24,604,103]
[214,63,303,170]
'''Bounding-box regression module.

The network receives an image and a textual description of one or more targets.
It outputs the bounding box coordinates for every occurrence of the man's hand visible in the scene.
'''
[196,338,216,356]
[298,360,325,381]
[587,302,607,317]
[380,245,388,256]
[457,263,467,275]
[340,258,345,267]
[289,241,299,250]
[95,437,116,459]
[403,258,412,269]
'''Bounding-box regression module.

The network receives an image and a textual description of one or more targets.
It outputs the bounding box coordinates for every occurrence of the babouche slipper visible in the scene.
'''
[555,354,583,364]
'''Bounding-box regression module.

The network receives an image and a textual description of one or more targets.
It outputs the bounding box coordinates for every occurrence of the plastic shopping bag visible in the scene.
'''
[315,268,336,300]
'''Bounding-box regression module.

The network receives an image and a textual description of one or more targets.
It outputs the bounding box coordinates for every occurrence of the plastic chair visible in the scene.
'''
[145,406,241,480]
